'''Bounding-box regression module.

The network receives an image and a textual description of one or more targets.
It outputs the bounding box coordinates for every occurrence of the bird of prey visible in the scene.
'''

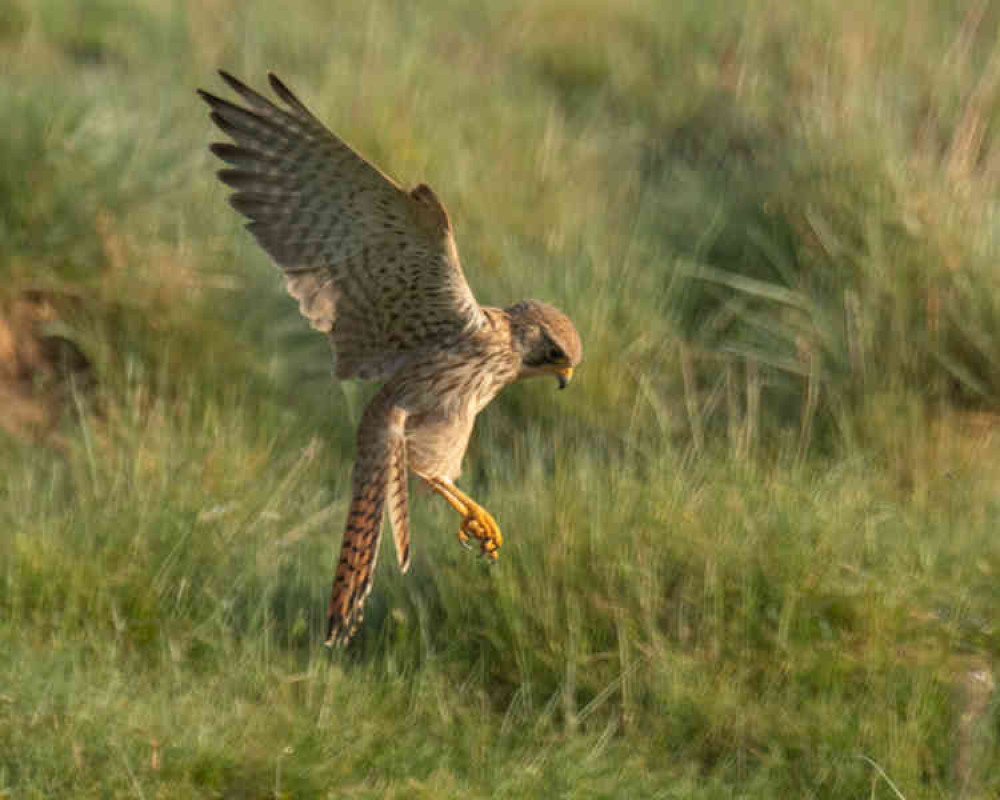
[199,72,582,646]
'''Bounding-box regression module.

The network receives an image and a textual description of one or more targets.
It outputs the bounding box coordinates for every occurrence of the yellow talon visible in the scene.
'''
[423,475,503,560]
[459,504,502,560]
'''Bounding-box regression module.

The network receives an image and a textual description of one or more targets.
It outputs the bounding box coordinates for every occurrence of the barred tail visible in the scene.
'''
[325,398,406,647]
[325,466,388,646]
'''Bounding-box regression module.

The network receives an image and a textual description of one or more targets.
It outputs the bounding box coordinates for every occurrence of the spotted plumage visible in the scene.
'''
[200,72,582,646]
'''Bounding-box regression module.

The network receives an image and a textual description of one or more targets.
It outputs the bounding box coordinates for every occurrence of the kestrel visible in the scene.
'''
[199,72,582,646]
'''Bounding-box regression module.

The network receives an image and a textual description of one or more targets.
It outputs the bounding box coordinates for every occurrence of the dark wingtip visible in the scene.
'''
[267,72,296,104]
[266,72,315,118]
[199,68,244,104]
[267,71,286,93]
[218,69,244,92]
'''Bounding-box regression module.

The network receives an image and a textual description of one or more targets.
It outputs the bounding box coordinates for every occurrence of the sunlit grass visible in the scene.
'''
[1,0,999,797]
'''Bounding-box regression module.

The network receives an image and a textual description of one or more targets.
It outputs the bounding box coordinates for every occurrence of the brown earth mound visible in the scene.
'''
[0,292,95,444]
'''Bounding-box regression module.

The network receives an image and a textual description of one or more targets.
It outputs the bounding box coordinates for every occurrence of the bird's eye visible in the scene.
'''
[547,345,565,363]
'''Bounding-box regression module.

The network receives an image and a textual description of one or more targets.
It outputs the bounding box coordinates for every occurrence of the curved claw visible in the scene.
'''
[422,475,503,560]
[457,527,473,550]
[459,505,502,560]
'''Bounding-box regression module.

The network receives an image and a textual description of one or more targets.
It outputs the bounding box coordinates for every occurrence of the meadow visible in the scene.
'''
[1,1,999,796]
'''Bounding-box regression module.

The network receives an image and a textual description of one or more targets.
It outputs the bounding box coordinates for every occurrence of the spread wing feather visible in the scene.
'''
[199,71,486,380]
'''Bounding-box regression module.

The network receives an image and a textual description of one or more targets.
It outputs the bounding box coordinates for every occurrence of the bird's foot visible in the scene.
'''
[458,502,502,560]
[423,475,503,560]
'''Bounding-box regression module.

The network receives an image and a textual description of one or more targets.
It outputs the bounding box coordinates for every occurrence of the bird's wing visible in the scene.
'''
[326,400,408,647]
[199,72,487,380]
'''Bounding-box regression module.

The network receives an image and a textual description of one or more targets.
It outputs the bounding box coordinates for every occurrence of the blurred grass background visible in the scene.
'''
[1,0,999,796]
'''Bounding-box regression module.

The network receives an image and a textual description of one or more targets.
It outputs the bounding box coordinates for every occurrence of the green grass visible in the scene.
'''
[2,0,999,796]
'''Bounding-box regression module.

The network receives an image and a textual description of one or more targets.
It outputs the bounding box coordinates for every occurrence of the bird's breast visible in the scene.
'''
[395,345,518,418]
[395,341,519,480]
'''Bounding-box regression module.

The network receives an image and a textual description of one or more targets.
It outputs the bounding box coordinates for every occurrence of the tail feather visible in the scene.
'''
[325,467,388,646]
[325,401,407,647]
[387,436,411,573]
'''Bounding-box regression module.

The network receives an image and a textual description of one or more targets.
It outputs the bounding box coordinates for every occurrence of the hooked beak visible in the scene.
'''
[556,366,574,390]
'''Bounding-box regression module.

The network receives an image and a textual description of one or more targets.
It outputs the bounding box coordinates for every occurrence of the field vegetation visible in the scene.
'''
[1,0,999,796]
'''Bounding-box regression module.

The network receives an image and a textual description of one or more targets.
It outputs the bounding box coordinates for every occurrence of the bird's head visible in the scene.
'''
[507,299,582,389]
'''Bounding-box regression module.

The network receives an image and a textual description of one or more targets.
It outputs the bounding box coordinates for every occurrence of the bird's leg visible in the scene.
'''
[421,475,503,560]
